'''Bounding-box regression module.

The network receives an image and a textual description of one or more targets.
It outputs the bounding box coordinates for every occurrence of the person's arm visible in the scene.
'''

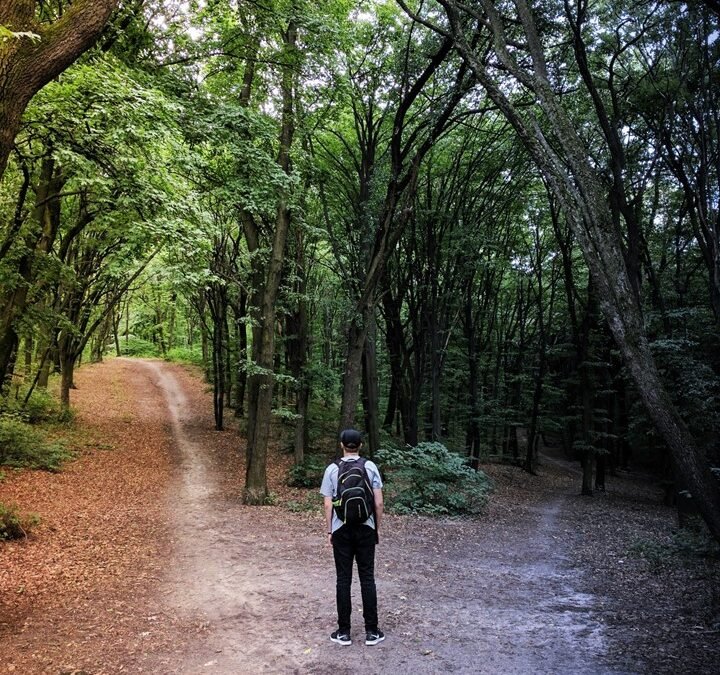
[373,488,384,529]
[324,496,334,546]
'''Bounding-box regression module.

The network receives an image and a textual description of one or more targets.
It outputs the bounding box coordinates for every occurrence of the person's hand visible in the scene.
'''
[327,533,333,547]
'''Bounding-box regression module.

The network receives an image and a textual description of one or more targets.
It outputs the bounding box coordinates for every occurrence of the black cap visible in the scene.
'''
[340,429,362,449]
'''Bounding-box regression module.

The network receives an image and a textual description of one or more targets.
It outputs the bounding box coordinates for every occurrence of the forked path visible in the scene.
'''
[140,359,616,674]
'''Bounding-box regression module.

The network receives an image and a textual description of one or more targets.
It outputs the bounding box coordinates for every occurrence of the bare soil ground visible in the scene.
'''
[1,358,719,674]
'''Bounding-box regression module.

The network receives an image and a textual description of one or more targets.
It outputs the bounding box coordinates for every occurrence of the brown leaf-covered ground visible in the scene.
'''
[1,358,718,674]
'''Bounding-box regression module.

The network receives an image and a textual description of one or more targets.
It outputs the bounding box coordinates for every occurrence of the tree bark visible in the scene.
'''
[361,314,380,457]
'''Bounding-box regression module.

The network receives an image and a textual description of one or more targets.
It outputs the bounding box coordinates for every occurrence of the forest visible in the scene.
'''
[1,0,719,539]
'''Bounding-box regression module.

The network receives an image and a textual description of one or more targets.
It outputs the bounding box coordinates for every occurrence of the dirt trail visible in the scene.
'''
[136,359,615,674]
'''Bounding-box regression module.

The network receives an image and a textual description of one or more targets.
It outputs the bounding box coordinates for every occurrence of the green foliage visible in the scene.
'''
[263,492,279,506]
[120,336,161,357]
[22,388,63,424]
[287,454,327,488]
[272,406,301,424]
[165,346,204,366]
[629,530,720,572]
[285,494,322,513]
[0,387,62,424]
[377,442,492,516]
[0,415,72,471]
[0,503,40,541]
[306,361,340,406]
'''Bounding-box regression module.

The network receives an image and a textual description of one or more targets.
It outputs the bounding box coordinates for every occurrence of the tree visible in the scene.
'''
[1,50,187,404]
[0,0,120,181]
[314,7,474,452]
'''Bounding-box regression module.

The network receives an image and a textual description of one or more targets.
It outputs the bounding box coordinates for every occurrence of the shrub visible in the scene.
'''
[376,442,492,516]
[0,387,62,424]
[22,387,63,423]
[287,454,327,488]
[286,494,322,513]
[0,415,72,471]
[166,346,205,366]
[119,336,160,357]
[0,502,40,540]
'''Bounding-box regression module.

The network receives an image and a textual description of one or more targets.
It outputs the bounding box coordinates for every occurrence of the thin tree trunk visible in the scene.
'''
[361,314,380,457]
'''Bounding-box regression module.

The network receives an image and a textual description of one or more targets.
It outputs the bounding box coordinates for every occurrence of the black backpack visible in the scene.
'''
[333,458,375,524]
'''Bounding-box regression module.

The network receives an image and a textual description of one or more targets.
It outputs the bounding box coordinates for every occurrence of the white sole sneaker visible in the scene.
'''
[365,633,385,645]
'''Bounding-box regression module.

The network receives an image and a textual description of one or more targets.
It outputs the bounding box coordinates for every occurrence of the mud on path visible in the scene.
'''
[2,358,719,674]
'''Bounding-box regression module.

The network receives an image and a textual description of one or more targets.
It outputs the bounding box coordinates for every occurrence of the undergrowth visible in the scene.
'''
[286,494,322,513]
[0,388,73,471]
[629,529,720,571]
[0,415,72,470]
[377,441,492,516]
[0,502,40,540]
[287,454,327,488]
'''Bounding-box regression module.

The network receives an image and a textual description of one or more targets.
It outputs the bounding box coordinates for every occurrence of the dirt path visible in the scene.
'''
[3,358,719,673]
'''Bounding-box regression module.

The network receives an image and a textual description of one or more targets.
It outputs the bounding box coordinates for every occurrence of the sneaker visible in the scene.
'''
[365,630,385,645]
[330,630,352,646]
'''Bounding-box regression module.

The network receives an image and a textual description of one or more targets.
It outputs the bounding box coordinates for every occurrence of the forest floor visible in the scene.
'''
[1,358,719,675]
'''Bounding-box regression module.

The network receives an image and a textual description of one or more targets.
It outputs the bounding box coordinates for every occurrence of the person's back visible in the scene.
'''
[320,429,385,646]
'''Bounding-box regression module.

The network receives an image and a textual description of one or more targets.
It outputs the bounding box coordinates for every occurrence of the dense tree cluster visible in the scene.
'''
[1,1,718,534]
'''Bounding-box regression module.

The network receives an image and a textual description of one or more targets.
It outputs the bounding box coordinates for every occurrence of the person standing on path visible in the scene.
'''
[320,429,385,647]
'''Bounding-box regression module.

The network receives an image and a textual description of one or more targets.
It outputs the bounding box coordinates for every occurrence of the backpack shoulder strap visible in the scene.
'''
[336,457,364,469]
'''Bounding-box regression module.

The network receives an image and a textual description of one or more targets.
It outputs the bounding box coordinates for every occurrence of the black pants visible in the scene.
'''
[332,524,378,632]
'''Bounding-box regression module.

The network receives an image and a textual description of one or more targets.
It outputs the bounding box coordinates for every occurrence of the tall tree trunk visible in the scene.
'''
[58,335,76,410]
[381,288,404,431]
[339,310,371,431]
[234,290,248,417]
[244,21,297,504]
[429,306,443,442]
[244,203,288,500]
[580,361,594,496]
[210,297,225,431]
[286,240,310,465]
